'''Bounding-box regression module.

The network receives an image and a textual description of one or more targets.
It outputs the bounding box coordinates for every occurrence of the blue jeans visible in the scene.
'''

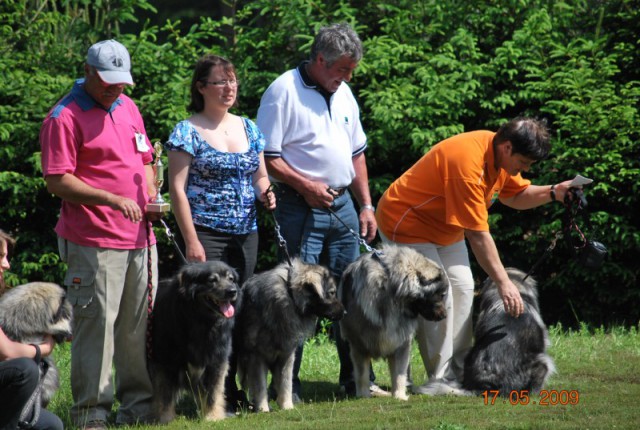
[274,184,360,276]
[274,184,373,393]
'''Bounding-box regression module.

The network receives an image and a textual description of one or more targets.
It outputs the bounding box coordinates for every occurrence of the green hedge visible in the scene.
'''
[1,0,638,326]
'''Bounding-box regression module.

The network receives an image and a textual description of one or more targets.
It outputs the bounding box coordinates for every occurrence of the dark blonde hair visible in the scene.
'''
[0,229,16,295]
[188,54,237,112]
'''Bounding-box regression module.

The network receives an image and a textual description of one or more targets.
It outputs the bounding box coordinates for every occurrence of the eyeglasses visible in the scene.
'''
[202,79,239,88]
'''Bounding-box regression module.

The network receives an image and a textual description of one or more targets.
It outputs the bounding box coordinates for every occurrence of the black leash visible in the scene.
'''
[325,204,383,257]
[159,218,188,266]
[562,189,588,254]
[523,187,604,282]
[267,184,293,266]
[522,231,562,282]
[145,220,154,361]
[267,183,383,265]
[272,212,293,266]
[18,361,48,428]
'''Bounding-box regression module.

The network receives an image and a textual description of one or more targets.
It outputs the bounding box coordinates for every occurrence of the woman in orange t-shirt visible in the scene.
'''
[376,117,575,393]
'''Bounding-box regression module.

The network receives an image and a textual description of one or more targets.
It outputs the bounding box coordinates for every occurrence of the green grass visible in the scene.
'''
[49,324,640,429]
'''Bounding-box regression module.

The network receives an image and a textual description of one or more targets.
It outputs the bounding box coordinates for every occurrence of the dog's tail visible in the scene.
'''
[529,354,556,392]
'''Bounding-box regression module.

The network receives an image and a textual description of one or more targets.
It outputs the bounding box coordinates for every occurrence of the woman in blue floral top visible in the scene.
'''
[165,54,275,412]
[165,54,275,278]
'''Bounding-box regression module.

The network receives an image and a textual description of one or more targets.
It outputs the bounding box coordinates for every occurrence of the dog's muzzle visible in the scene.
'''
[324,301,346,322]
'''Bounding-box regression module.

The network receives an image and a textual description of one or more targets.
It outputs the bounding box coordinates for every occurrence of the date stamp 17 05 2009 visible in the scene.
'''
[482,390,580,406]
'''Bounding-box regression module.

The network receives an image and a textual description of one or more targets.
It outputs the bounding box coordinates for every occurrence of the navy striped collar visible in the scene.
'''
[71,78,123,113]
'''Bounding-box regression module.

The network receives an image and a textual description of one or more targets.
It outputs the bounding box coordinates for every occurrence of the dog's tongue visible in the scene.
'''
[220,301,235,318]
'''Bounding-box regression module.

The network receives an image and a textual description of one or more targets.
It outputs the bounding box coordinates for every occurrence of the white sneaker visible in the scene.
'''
[369,383,391,397]
[412,379,469,396]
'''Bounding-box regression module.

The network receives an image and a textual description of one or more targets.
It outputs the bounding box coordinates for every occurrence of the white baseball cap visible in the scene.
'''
[86,39,134,85]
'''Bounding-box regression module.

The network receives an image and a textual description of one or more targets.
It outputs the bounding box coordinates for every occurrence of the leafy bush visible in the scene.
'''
[1,0,638,326]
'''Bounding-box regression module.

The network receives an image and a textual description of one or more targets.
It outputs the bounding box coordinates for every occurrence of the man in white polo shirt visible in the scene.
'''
[257,22,380,399]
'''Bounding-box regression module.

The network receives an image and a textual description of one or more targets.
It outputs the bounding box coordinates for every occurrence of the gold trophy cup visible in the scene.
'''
[147,142,171,213]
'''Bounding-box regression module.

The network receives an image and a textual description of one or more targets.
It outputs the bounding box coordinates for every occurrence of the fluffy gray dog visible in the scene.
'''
[463,268,555,395]
[0,282,73,406]
[235,259,345,412]
[339,244,447,400]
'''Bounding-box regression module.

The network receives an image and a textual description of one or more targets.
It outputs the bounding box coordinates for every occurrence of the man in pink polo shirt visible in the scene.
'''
[40,39,158,429]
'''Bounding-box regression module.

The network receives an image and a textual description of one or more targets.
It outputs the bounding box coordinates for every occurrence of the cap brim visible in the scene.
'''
[96,69,134,86]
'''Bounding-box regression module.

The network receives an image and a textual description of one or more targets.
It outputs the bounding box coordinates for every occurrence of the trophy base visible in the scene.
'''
[147,202,171,213]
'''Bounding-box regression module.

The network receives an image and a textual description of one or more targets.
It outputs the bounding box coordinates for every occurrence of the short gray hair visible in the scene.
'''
[310,23,363,66]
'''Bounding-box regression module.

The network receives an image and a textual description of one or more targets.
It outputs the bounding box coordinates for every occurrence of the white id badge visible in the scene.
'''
[135,132,150,152]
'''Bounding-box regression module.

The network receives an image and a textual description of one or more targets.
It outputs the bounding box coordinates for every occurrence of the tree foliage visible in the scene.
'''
[1,0,638,326]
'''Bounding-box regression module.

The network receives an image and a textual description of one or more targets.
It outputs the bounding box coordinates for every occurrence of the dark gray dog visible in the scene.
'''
[149,261,241,423]
[235,259,344,412]
[0,282,73,406]
[463,268,555,394]
[339,244,447,400]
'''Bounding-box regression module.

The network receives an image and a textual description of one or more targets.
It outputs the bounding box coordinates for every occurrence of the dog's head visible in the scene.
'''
[176,261,240,319]
[289,260,345,321]
[0,282,73,344]
[479,267,541,314]
[382,245,448,322]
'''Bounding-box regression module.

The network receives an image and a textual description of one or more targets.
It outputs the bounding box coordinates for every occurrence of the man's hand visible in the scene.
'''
[359,208,377,243]
[497,280,524,317]
[109,195,144,223]
[300,181,335,208]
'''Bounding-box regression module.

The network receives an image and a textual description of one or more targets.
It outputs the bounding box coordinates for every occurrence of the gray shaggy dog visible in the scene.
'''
[149,261,241,423]
[235,259,345,412]
[462,268,555,395]
[339,244,447,400]
[0,282,73,406]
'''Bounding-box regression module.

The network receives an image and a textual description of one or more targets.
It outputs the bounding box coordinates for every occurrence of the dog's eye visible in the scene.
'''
[418,275,427,285]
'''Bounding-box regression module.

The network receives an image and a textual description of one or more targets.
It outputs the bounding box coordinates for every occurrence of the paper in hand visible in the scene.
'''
[569,174,593,187]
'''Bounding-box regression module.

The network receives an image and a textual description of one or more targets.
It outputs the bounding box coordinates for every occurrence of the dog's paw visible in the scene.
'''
[279,399,295,410]
[355,385,372,398]
[392,390,409,401]
[256,402,270,413]
[369,384,391,397]
[204,409,228,421]
[157,410,176,424]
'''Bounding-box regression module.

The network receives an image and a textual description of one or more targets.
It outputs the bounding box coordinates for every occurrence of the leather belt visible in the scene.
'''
[328,187,347,197]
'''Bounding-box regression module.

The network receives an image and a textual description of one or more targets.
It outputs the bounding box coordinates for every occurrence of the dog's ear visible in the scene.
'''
[339,270,353,304]
[229,267,240,285]
[387,265,408,294]
[177,267,192,296]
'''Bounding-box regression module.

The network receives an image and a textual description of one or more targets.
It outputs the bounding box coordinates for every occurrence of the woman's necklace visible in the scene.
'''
[199,111,228,135]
